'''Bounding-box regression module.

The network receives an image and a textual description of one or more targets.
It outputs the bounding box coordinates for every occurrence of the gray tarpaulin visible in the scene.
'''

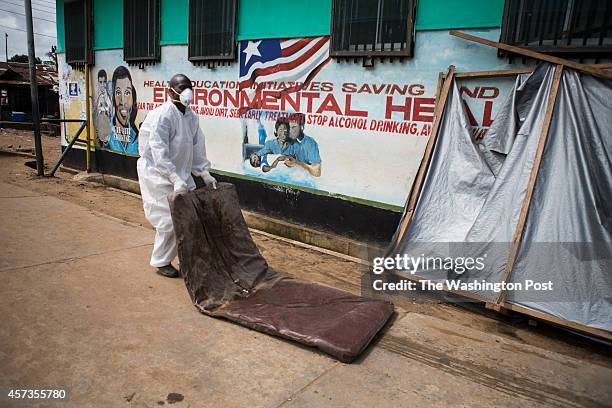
[392,63,612,333]
[509,69,612,331]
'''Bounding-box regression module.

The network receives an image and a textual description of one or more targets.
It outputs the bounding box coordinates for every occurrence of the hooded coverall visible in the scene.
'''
[137,101,211,267]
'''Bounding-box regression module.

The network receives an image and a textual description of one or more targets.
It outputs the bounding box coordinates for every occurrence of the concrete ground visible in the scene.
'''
[0,131,611,407]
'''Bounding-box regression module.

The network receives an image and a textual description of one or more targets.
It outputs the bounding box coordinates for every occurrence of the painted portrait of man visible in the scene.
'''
[285,113,322,177]
[107,66,139,155]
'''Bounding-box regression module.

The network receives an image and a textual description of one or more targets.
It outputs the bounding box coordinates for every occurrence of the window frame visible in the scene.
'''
[64,0,94,66]
[188,0,238,64]
[123,0,161,64]
[499,0,612,58]
[329,0,417,59]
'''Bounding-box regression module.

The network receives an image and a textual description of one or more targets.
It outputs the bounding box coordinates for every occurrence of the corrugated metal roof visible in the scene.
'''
[0,62,58,87]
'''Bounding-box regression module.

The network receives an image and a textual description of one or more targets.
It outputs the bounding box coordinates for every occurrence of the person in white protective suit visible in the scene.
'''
[137,73,217,278]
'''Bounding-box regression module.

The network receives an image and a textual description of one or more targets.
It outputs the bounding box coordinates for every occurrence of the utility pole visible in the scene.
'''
[24,0,44,175]
[4,33,7,62]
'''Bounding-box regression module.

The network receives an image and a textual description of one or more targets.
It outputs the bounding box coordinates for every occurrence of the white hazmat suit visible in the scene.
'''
[137,101,214,267]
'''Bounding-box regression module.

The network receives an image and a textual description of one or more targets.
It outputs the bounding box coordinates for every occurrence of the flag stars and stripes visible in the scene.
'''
[239,36,331,94]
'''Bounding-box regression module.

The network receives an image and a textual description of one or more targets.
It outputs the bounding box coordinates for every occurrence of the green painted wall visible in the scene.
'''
[237,0,332,41]
[161,0,188,45]
[93,0,188,49]
[93,0,123,50]
[55,0,505,54]
[59,0,189,52]
[56,0,65,52]
[415,0,504,30]
[235,0,503,40]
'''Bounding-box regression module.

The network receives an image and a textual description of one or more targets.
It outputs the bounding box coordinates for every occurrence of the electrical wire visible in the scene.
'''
[0,7,56,23]
[31,0,57,9]
[0,23,56,38]
[0,0,56,14]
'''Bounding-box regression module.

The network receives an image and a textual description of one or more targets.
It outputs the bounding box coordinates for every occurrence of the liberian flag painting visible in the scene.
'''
[239,36,331,95]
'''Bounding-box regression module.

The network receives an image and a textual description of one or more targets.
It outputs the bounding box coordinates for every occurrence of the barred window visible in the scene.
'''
[64,0,93,66]
[124,0,161,64]
[331,0,416,60]
[188,0,237,65]
[500,0,612,59]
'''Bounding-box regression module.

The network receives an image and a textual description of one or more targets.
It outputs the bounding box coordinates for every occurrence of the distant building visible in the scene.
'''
[0,62,59,122]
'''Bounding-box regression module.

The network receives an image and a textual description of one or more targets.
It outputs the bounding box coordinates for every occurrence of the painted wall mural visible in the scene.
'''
[93,66,140,155]
[58,29,528,207]
[58,64,87,144]
[93,69,112,145]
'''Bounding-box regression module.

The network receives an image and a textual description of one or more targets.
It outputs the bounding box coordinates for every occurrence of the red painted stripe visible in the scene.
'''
[245,37,329,85]
[239,79,252,89]
[273,57,332,97]
[281,37,318,57]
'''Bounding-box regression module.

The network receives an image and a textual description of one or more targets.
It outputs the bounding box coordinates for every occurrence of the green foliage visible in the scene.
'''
[8,54,42,64]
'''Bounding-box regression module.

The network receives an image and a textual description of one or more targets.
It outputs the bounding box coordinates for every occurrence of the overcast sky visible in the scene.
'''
[0,0,56,62]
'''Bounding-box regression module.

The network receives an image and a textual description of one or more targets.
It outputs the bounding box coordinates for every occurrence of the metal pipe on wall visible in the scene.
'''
[85,64,92,172]
[48,120,87,177]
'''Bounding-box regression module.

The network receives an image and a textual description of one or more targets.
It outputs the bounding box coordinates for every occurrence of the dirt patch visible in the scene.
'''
[166,393,184,404]
[0,127,62,159]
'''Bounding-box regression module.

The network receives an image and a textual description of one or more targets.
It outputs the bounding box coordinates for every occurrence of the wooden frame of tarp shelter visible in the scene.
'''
[388,32,612,341]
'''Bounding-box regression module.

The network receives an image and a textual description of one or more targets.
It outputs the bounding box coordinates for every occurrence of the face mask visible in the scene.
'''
[172,87,193,107]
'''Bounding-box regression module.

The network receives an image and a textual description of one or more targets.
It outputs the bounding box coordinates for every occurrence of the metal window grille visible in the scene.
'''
[330,0,415,59]
[188,0,237,65]
[500,0,612,58]
[124,0,161,65]
[64,0,93,66]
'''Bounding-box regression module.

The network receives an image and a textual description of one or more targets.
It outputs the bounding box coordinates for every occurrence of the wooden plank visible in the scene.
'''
[388,65,455,254]
[449,31,612,79]
[496,64,564,305]
[485,302,512,316]
[387,272,612,341]
[452,69,534,78]
[501,302,612,341]
[435,72,444,102]
[447,65,605,80]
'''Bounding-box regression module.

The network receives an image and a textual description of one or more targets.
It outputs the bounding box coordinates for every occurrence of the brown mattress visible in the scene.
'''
[169,183,394,363]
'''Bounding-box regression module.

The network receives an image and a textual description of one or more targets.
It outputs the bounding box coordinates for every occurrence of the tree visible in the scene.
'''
[8,54,42,64]
[45,46,57,71]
